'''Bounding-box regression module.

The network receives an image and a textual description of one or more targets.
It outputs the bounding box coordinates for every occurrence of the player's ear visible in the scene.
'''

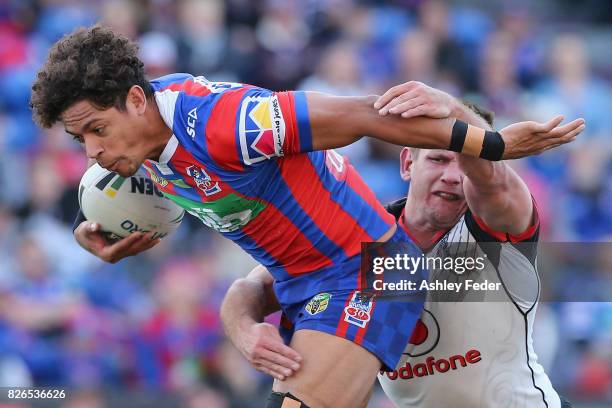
[399,147,414,181]
[125,85,147,116]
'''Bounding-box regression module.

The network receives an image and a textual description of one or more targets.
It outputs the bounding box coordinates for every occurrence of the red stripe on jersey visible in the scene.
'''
[162,80,211,97]
[206,87,253,172]
[335,290,354,339]
[472,214,509,242]
[344,161,395,228]
[278,155,372,257]
[276,92,302,155]
[354,297,376,346]
[241,204,333,276]
[508,196,540,243]
[508,222,538,243]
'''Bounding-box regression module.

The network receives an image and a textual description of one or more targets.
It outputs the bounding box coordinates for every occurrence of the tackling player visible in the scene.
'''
[221,83,573,407]
[30,26,583,407]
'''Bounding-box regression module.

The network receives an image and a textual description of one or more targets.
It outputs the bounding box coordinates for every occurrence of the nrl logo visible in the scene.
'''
[186,165,221,196]
[305,293,331,315]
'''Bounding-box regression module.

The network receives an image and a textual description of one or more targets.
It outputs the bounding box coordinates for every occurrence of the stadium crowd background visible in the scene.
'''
[0,0,610,406]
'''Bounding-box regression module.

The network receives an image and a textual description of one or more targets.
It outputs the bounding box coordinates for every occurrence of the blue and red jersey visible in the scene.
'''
[143,73,395,290]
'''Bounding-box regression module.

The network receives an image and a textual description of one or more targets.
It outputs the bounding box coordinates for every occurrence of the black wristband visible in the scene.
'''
[449,120,468,152]
[72,208,87,232]
[480,131,505,161]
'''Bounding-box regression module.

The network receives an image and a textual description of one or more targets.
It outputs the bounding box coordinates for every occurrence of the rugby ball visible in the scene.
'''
[78,164,185,240]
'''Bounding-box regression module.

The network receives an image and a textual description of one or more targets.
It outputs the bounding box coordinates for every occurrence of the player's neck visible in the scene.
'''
[145,97,173,161]
[402,198,448,251]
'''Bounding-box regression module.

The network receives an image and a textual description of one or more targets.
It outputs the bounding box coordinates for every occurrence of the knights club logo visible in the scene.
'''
[343,291,375,328]
[186,165,221,196]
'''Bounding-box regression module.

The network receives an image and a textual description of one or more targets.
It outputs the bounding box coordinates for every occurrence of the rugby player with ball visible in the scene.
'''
[30,26,582,407]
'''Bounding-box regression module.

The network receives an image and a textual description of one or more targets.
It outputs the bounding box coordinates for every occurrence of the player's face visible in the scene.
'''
[404,149,467,228]
[62,90,150,177]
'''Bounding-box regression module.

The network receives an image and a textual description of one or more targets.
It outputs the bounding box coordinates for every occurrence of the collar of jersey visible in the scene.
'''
[150,134,178,165]
[399,208,451,251]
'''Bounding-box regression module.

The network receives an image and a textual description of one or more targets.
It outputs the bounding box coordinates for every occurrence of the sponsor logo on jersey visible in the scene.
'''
[238,95,286,165]
[382,349,482,380]
[305,293,331,315]
[343,291,375,328]
[186,107,198,139]
[186,165,221,196]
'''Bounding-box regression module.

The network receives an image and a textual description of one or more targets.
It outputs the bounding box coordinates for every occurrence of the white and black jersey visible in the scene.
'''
[377,198,562,408]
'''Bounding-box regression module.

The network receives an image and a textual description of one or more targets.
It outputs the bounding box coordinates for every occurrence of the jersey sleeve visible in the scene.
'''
[465,196,540,243]
[205,87,313,171]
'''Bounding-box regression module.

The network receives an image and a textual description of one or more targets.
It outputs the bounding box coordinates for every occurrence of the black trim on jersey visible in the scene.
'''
[464,209,502,242]
[464,210,502,267]
[510,228,540,267]
[464,206,541,267]
[486,251,547,407]
[524,313,549,408]
[385,198,406,219]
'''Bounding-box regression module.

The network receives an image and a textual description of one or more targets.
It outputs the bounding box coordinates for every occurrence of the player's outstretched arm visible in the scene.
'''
[375,81,548,234]
[306,88,585,160]
[220,265,302,381]
[442,95,536,234]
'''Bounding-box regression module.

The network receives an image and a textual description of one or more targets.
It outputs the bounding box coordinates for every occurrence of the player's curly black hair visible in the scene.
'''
[30,25,153,128]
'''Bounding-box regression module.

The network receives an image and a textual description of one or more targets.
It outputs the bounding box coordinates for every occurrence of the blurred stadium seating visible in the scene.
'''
[0,0,610,407]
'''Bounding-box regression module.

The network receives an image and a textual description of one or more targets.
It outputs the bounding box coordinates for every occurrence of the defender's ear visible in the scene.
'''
[400,147,415,182]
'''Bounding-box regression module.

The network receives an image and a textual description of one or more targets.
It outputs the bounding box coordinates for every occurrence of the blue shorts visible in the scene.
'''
[276,225,425,371]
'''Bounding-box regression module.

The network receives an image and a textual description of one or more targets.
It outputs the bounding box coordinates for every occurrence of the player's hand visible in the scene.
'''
[373,81,455,119]
[237,322,302,381]
[499,116,586,159]
[74,221,160,263]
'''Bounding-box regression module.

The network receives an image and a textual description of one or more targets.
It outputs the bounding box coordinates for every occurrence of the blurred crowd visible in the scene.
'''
[0,0,610,406]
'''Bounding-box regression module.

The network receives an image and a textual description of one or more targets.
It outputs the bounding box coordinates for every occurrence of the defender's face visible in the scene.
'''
[408,150,467,227]
[62,99,147,177]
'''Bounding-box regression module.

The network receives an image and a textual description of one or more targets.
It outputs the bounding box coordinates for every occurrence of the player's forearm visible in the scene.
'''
[307,93,499,158]
[450,102,533,233]
[452,101,505,190]
[367,107,458,150]
[220,278,269,342]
